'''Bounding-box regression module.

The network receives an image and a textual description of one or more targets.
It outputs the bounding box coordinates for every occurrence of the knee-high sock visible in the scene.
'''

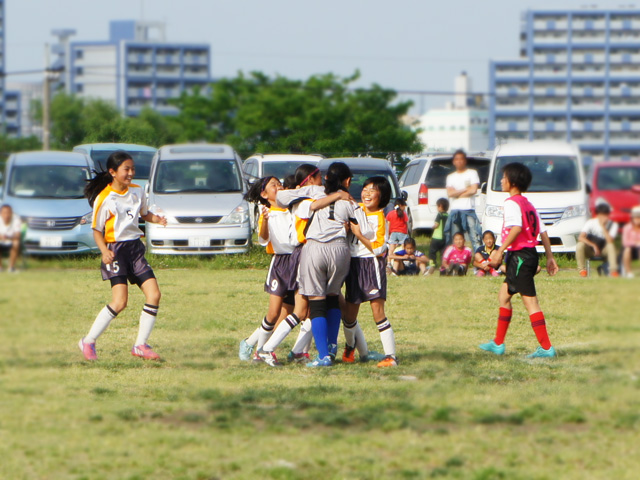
[246,326,261,347]
[326,308,342,347]
[292,319,313,354]
[342,319,369,357]
[530,311,552,349]
[376,317,396,357]
[311,317,329,358]
[342,319,358,348]
[494,307,512,345]
[85,305,118,343]
[256,316,275,350]
[135,304,158,346]
[263,314,300,352]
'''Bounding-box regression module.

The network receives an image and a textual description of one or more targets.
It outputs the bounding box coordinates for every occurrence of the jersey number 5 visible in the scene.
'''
[105,261,120,273]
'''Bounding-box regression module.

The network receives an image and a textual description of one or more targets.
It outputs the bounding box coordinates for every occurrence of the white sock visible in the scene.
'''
[376,317,396,357]
[263,314,300,352]
[246,327,261,347]
[342,319,358,347]
[354,322,369,357]
[135,304,158,346]
[292,319,313,354]
[85,305,118,343]
[256,317,275,350]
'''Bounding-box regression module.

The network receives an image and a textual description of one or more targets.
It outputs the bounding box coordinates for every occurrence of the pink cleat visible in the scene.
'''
[131,344,161,360]
[78,338,98,361]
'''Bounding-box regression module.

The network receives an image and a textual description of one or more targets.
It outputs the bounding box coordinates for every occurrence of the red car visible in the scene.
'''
[588,161,640,224]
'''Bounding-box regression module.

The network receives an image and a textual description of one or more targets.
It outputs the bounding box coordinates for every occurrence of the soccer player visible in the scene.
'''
[479,162,559,358]
[79,151,167,361]
[343,177,398,367]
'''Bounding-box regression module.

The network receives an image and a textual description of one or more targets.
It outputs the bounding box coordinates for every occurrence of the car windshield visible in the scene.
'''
[90,150,155,179]
[492,155,581,192]
[348,170,399,201]
[425,158,490,188]
[154,159,242,194]
[596,166,640,190]
[262,161,315,181]
[8,165,90,199]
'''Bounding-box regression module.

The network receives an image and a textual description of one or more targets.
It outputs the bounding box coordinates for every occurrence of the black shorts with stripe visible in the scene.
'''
[345,256,387,305]
[264,244,302,301]
[101,239,155,287]
[504,247,539,297]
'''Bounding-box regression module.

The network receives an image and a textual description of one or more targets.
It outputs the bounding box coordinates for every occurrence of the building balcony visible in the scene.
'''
[609,103,640,112]
[532,35,570,45]
[572,19,606,30]
[127,68,155,77]
[183,70,210,80]
[571,121,605,131]
[609,122,640,132]
[155,55,181,65]
[495,121,530,132]
[571,53,606,64]
[533,121,567,131]
[183,56,207,66]
[531,101,569,111]
[610,19,640,30]
[127,54,153,64]
[609,136,640,146]
[532,69,567,78]
[609,34,640,45]
[533,54,569,64]
[533,87,568,96]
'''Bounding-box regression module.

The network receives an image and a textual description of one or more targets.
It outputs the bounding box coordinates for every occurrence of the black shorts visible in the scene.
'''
[264,245,302,301]
[428,238,446,262]
[101,240,155,287]
[345,256,387,304]
[504,247,539,297]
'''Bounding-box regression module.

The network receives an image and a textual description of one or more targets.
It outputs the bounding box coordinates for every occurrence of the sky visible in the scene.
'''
[5,0,612,113]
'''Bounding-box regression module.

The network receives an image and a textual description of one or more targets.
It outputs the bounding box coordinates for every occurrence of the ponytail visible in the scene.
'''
[394,198,406,220]
[244,176,276,207]
[324,162,352,195]
[294,163,320,187]
[84,150,133,207]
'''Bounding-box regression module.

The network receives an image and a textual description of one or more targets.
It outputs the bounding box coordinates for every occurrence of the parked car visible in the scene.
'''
[242,154,322,229]
[72,143,157,191]
[588,161,640,225]
[316,157,406,219]
[145,144,251,255]
[399,153,490,234]
[482,141,588,253]
[1,151,98,255]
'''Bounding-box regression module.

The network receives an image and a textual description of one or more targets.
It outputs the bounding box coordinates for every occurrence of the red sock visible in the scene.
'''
[530,311,552,350]
[494,307,512,345]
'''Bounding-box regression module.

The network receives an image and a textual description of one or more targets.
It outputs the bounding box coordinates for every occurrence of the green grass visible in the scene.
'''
[1,265,639,479]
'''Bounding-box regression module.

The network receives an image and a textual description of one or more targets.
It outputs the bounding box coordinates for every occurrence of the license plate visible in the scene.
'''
[40,236,63,248]
[188,236,210,247]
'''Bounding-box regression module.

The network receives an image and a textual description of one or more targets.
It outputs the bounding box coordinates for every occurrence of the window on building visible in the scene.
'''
[622,53,632,63]
[584,53,594,64]
[75,67,83,76]
[546,121,555,132]
[75,50,83,60]
[547,20,556,30]
[546,54,555,64]
[509,87,518,97]
[622,86,631,97]
[584,121,593,131]
[546,87,555,96]
[623,19,632,30]
[584,87,593,97]
[585,20,594,30]
[622,120,631,131]
[509,122,517,132]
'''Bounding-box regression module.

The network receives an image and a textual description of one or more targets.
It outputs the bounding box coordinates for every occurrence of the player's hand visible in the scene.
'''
[102,250,115,265]
[344,221,351,233]
[489,249,503,268]
[261,206,270,219]
[546,257,559,276]
[350,221,361,237]
[156,215,167,227]
[336,190,354,202]
[593,246,601,257]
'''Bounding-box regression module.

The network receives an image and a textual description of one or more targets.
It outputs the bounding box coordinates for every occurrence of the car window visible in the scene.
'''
[348,169,399,201]
[8,165,91,199]
[154,159,242,194]
[425,158,489,188]
[398,164,416,187]
[491,155,581,192]
[262,161,315,181]
[243,159,256,178]
[596,166,640,190]
[90,150,155,180]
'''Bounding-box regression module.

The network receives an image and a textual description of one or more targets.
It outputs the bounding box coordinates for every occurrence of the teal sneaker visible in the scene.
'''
[238,338,254,361]
[479,340,506,355]
[328,344,338,361]
[361,350,386,362]
[527,346,557,359]
[306,355,333,367]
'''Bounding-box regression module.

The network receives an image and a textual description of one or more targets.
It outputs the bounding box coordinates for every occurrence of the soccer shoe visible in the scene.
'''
[306,355,333,367]
[131,344,161,360]
[78,338,97,361]
[342,345,356,363]
[362,350,386,362]
[479,340,506,355]
[256,349,283,367]
[377,355,398,367]
[287,351,310,363]
[526,346,557,359]
[424,266,436,276]
[579,269,588,277]
[328,343,338,361]
[238,338,254,361]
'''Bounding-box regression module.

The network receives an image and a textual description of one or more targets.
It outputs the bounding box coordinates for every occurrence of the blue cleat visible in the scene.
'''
[527,346,557,359]
[238,339,254,361]
[479,340,506,355]
[362,350,386,362]
[328,344,338,361]
[306,355,333,368]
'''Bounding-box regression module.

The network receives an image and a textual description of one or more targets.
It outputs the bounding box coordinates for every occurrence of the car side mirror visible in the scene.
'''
[632,184,640,194]
[586,184,592,194]
[401,190,408,201]
[481,182,487,194]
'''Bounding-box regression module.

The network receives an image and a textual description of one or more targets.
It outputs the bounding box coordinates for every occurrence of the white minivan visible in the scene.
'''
[482,141,588,253]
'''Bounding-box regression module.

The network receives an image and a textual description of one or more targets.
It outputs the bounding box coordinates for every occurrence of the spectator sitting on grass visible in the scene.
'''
[426,198,449,276]
[474,230,501,277]
[621,205,640,278]
[389,237,428,275]
[441,232,472,276]
[576,203,619,277]
[0,204,22,273]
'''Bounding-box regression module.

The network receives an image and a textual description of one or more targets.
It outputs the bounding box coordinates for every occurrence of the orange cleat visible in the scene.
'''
[342,345,356,363]
[579,269,588,277]
[377,355,398,368]
[131,344,161,360]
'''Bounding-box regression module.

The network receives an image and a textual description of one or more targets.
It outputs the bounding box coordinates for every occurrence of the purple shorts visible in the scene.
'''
[264,245,302,300]
[101,240,155,287]
[345,256,387,305]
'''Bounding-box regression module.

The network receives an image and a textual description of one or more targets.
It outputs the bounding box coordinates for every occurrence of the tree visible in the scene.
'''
[173,71,423,158]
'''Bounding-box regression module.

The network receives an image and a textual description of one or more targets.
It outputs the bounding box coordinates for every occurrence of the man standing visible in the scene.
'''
[444,150,482,252]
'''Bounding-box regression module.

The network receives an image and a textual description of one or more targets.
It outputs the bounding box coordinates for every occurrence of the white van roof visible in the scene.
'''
[495,141,580,157]
[157,143,236,160]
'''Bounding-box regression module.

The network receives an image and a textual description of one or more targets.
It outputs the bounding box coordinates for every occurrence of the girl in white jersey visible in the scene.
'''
[78,151,167,361]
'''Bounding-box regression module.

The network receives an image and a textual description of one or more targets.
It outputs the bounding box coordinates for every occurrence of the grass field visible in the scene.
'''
[1,260,639,480]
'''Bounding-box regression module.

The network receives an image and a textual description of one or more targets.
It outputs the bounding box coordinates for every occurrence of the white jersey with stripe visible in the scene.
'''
[350,205,387,258]
[276,185,326,209]
[92,184,147,243]
[306,199,371,243]
[258,206,296,254]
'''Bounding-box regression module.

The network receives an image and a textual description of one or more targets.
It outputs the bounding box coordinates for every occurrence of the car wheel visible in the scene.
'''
[407,208,414,235]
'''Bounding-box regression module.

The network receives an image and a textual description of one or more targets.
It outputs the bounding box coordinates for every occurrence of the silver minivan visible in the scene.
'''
[145,144,251,254]
[1,151,98,254]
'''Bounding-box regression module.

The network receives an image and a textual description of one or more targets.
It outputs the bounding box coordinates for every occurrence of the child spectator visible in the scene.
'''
[622,205,640,278]
[0,204,22,273]
[576,203,619,277]
[386,198,409,261]
[426,198,449,276]
[474,230,501,277]
[389,237,428,275]
[441,232,472,276]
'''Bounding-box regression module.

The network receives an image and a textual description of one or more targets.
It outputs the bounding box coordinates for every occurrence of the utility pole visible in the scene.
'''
[43,43,51,150]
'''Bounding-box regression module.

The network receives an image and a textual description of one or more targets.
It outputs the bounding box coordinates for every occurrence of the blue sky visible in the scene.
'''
[6,0,600,112]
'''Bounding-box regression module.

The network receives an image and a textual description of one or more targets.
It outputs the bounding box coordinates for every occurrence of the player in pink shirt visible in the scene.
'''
[441,232,472,276]
[622,206,640,278]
